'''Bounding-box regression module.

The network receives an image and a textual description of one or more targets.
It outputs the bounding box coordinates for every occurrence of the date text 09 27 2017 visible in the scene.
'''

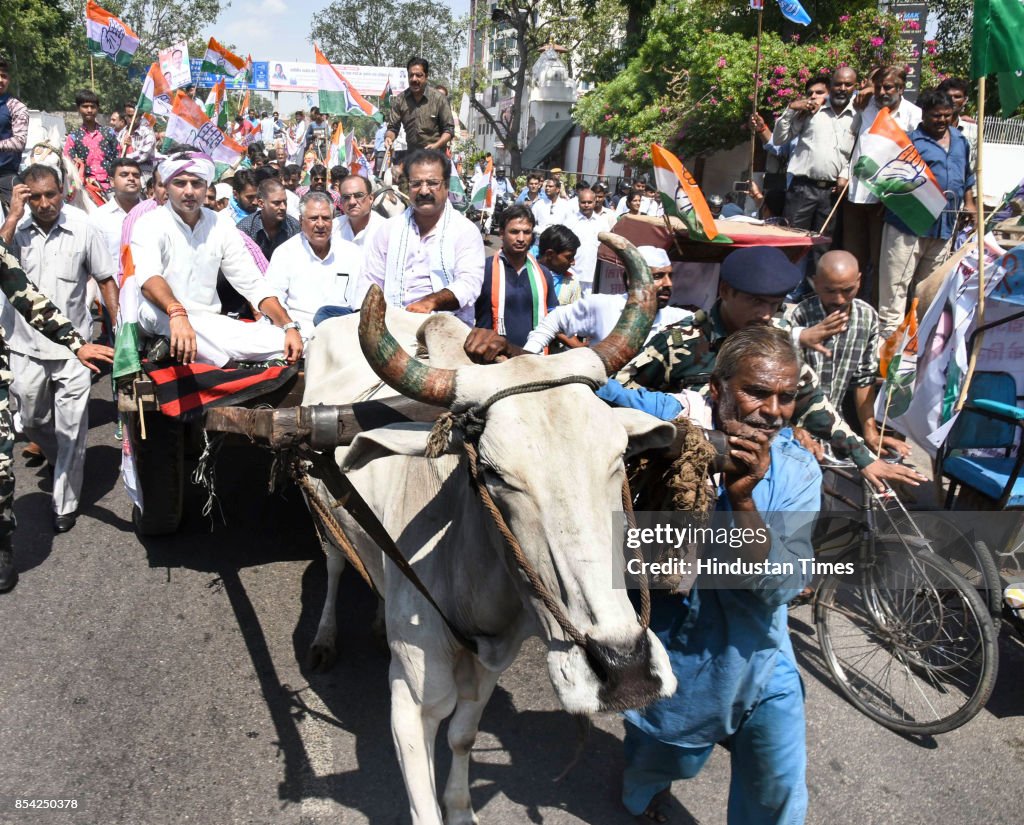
[15,799,79,809]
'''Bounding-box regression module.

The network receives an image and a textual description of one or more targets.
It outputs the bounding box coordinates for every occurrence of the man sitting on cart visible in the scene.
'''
[129,151,304,367]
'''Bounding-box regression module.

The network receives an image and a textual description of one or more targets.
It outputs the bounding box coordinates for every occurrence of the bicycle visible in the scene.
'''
[806,461,1000,734]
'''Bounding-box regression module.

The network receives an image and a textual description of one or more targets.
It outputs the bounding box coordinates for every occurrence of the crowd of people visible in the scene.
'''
[0,47,984,825]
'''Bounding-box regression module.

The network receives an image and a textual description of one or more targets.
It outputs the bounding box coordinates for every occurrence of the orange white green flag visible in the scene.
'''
[85,0,140,67]
[165,90,246,173]
[314,44,379,118]
[137,62,172,117]
[852,107,946,235]
[200,37,246,78]
[470,155,493,208]
[651,143,725,242]
[327,121,346,169]
[204,78,228,129]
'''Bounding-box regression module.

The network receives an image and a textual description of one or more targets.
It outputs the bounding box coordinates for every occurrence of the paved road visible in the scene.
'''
[1,379,1022,825]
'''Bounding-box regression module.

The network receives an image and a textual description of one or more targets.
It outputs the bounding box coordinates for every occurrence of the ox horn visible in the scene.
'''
[358,285,458,408]
[589,233,658,375]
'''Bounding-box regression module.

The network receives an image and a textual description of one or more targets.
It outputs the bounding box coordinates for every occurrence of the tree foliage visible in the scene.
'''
[0,0,79,110]
[310,0,463,87]
[575,5,911,164]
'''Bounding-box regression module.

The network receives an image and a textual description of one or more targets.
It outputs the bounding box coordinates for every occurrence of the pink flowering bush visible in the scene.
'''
[576,6,909,163]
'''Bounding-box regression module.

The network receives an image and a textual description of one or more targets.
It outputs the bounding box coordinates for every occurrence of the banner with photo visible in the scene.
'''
[268,61,408,96]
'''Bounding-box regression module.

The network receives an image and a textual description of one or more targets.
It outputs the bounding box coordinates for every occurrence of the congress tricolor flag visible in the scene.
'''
[85,0,140,67]
[314,44,379,118]
[651,143,724,242]
[138,62,172,117]
[852,107,946,235]
[470,156,493,208]
[165,91,246,173]
[200,37,246,78]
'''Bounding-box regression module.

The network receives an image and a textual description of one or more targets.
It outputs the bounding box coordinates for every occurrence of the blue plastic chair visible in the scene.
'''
[937,371,1024,509]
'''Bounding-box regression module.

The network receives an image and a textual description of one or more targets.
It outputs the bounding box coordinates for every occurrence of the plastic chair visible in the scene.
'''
[937,371,1024,509]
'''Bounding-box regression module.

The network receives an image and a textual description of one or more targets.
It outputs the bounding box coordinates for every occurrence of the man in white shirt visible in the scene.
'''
[334,174,385,253]
[266,192,361,332]
[0,165,119,532]
[839,66,922,285]
[359,149,484,325]
[531,176,575,232]
[130,151,303,367]
[591,183,617,231]
[567,188,604,295]
[524,246,690,353]
[90,157,143,261]
[616,181,665,217]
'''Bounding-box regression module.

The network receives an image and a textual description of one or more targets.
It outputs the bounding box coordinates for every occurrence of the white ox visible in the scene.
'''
[300,238,678,824]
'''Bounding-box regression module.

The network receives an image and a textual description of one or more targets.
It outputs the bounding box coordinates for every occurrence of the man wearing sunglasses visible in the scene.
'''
[334,174,385,252]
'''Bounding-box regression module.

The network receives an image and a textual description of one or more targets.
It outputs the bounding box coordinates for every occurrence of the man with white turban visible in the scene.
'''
[130,151,303,366]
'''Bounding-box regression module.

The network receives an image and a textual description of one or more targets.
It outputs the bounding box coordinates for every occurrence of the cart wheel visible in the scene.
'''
[126,409,185,536]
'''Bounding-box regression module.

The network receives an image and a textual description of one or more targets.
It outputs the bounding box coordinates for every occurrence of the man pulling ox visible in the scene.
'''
[622,325,818,825]
[130,151,303,366]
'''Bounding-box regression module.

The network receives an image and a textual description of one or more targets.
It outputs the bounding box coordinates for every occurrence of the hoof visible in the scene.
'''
[307,641,338,673]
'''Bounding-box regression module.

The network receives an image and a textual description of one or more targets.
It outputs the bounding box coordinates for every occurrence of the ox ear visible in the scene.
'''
[342,422,462,472]
[613,408,677,458]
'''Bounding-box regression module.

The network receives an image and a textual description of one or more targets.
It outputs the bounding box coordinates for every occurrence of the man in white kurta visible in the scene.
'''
[567,188,605,295]
[266,192,361,333]
[333,174,386,277]
[523,246,690,353]
[130,152,303,367]
[358,149,484,325]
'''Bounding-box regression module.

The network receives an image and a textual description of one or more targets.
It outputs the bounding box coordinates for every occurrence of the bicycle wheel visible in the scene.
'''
[883,509,1003,617]
[815,547,999,734]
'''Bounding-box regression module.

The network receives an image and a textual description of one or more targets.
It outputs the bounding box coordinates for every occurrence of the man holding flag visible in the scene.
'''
[874,89,976,338]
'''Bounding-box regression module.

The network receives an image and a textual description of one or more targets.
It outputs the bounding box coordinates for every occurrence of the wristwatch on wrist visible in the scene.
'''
[281,321,301,332]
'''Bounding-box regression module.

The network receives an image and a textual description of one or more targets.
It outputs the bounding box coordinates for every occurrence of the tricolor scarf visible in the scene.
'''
[490,253,548,338]
[385,203,468,322]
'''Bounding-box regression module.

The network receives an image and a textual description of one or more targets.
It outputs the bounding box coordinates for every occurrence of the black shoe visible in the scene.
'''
[0,547,17,593]
[145,336,172,362]
[54,512,77,533]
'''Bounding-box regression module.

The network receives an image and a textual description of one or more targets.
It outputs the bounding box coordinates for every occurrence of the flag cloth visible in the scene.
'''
[852,107,946,235]
[775,0,811,25]
[348,137,372,179]
[200,37,246,78]
[165,91,246,173]
[314,44,379,118]
[239,90,251,117]
[449,167,466,202]
[380,78,393,108]
[750,0,764,9]
[879,300,919,419]
[327,121,346,168]
[470,156,493,208]
[85,0,140,67]
[997,71,1024,118]
[651,143,725,242]
[204,79,228,130]
[137,62,172,117]
[972,0,1024,78]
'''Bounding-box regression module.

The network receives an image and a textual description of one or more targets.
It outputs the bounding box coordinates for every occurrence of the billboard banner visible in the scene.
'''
[267,61,408,96]
[189,59,269,91]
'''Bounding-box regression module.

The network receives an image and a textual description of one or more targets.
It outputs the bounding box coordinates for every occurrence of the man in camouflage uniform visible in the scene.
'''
[615,246,925,491]
[0,241,114,592]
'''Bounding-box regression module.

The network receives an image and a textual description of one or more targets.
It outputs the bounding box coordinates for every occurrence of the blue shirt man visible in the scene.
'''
[619,325,820,825]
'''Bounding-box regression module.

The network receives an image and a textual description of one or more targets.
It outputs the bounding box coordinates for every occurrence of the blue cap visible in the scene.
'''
[719,246,802,297]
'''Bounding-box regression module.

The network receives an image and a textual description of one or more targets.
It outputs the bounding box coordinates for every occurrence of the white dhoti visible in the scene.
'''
[138,302,287,367]
[10,353,92,516]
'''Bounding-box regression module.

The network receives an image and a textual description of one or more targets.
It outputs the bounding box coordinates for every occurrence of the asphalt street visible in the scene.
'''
[0,376,1022,825]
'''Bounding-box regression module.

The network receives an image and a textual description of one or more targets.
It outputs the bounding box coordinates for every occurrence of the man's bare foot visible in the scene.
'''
[636,788,673,823]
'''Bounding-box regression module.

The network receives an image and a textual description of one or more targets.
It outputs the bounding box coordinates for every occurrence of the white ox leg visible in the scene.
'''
[442,657,501,825]
[308,537,345,671]
[391,670,457,825]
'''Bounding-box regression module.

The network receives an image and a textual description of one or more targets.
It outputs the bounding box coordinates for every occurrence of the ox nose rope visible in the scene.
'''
[426,375,653,644]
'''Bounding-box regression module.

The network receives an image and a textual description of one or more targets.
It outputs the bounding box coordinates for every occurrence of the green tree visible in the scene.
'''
[310,0,464,87]
[0,0,78,110]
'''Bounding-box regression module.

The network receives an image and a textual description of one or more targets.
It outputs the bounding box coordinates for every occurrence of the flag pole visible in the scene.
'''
[818,179,849,234]
[955,75,987,412]
[90,55,96,90]
[121,103,140,156]
[749,2,765,178]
